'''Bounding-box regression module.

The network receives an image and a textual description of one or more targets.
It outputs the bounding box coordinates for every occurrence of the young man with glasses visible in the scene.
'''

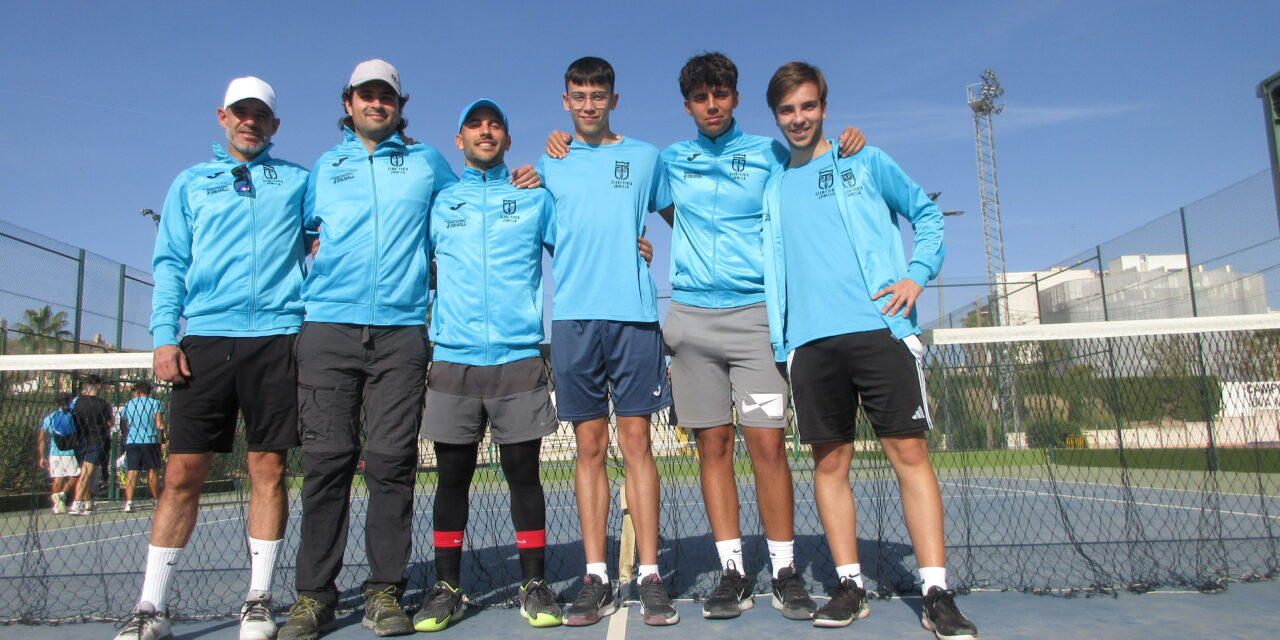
[534,56,678,627]
[116,76,307,640]
[762,61,978,639]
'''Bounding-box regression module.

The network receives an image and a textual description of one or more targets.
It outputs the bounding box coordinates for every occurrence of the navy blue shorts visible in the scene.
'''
[550,320,672,422]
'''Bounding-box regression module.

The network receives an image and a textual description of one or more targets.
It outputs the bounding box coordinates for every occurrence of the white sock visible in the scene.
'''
[247,537,282,597]
[715,538,744,572]
[139,545,183,608]
[836,563,864,588]
[637,564,659,582]
[586,562,609,584]
[919,566,947,593]
[766,538,795,578]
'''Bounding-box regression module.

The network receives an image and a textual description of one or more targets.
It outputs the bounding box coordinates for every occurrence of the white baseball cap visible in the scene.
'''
[223,76,277,113]
[348,59,402,96]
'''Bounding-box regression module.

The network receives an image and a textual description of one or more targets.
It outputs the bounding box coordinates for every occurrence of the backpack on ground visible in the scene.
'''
[50,399,81,451]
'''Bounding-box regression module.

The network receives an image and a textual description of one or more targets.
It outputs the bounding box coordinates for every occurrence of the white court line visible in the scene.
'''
[0,514,250,559]
[940,480,1280,521]
[606,601,628,640]
[1015,476,1280,500]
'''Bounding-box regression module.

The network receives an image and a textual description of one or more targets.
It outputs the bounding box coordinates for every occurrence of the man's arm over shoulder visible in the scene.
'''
[150,171,197,349]
[421,146,459,193]
[865,148,944,287]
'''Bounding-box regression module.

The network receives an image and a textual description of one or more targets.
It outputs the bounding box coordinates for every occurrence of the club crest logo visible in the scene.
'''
[389,152,404,167]
[263,166,277,180]
[615,161,630,181]
[731,154,747,173]
[503,199,516,215]
[818,169,834,190]
[841,169,855,186]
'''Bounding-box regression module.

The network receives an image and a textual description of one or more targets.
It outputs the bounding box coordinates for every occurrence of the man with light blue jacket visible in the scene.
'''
[761,62,977,640]
[118,76,306,640]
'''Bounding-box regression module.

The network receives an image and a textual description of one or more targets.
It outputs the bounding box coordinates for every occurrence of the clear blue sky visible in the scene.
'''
[3,1,1278,301]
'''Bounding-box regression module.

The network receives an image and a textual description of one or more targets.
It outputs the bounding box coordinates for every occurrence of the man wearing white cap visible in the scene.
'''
[115,76,308,640]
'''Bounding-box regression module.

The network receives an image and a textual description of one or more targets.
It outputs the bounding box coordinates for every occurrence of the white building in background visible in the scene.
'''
[1006,254,1270,324]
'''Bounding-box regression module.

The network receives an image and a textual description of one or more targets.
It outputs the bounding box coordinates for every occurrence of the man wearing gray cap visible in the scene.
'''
[115,76,307,640]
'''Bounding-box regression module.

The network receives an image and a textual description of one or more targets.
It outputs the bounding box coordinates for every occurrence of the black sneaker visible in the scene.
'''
[518,578,564,628]
[703,564,753,619]
[921,586,978,640]
[564,574,617,626]
[770,565,817,620]
[412,582,464,632]
[361,585,414,636]
[812,578,869,628]
[277,596,336,640]
[636,574,680,626]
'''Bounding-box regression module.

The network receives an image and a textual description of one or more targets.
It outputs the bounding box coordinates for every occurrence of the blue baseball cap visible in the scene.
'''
[457,98,509,132]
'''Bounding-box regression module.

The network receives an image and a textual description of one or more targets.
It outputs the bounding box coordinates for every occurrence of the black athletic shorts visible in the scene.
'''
[168,334,300,454]
[788,329,932,445]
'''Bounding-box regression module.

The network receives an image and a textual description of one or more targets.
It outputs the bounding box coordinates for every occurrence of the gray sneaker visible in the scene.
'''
[238,594,277,640]
[114,602,173,640]
[636,574,680,626]
[277,596,336,640]
[362,585,414,636]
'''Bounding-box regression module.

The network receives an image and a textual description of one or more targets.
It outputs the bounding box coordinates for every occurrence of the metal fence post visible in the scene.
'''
[115,265,127,351]
[1179,207,1199,317]
[73,248,86,353]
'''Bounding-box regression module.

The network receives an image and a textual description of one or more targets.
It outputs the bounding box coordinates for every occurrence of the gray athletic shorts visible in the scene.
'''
[663,301,788,429]
[422,357,559,445]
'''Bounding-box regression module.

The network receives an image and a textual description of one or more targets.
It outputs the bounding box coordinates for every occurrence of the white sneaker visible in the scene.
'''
[123,501,134,513]
[115,602,173,640]
[239,595,277,640]
[51,493,66,514]
[68,502,88,516]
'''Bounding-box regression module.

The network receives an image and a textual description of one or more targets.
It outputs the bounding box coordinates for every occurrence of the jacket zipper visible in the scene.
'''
[368,152,380,325]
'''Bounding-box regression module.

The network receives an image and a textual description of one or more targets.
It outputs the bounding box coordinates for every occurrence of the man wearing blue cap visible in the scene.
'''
[412,98,562,632]
[116,75,307,640]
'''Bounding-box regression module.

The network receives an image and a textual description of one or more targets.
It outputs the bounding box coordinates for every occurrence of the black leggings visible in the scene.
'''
[432,439,545,533]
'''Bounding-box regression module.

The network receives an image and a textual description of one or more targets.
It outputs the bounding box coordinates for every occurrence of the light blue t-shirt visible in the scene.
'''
[41,411,75,456]
[536,136,672,322]
[779,152,884,348]
[121,396,163,445]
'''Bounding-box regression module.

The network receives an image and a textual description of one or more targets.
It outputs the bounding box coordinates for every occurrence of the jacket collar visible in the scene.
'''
[695,120,744,153]
[341,127,406,154]
[211,142,273,167]
[461,163,511,184]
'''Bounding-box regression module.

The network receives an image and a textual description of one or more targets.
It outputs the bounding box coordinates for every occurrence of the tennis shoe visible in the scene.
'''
[703,563,752,619]
[239,594,276,640]
[277,596,335,640]
[921,586,978,640]
[518,578,563,627]
[123,501,134,513]
[812,578,869,628]
[412,582,463,632]
[636,574,679,626]
[564,574,616,626]
[114,601,172,640]
[362,585,413,636]
[51,492,67,514]
[770,565,817,620]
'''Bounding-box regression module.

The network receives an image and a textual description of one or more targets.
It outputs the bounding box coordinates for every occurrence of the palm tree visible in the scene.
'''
[13,305,74,353]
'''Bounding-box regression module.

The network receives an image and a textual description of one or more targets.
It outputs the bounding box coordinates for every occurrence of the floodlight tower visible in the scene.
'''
[966,70,1019,447]
[967,70,1008,326]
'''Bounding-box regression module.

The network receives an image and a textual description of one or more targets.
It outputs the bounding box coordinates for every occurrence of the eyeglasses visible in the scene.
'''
[231,164,254,197]
[566,91,612,108]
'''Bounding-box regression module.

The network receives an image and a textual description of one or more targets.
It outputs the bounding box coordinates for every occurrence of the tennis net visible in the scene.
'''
[0,314,1276,622]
